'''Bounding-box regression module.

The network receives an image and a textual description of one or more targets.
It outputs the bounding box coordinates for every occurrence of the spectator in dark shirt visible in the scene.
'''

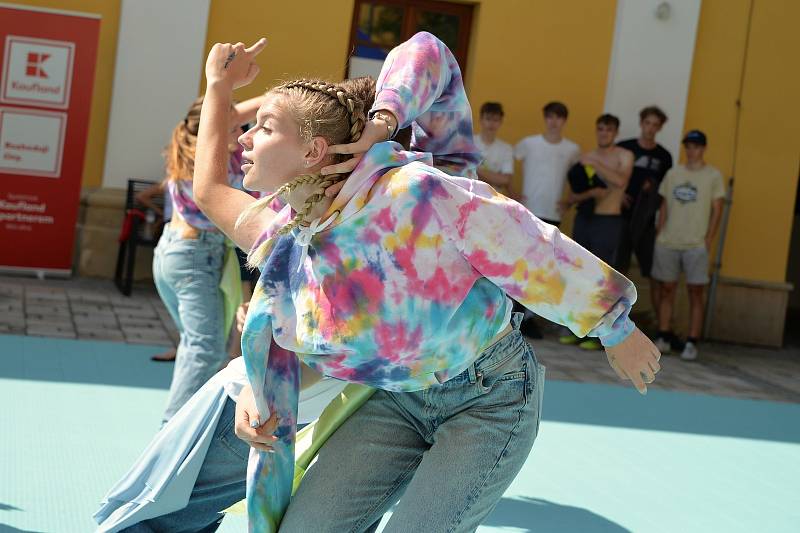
[617,106,673,321]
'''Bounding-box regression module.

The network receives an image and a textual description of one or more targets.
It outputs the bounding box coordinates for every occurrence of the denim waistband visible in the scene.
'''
[438,312,533,386]
[161,222,226,245]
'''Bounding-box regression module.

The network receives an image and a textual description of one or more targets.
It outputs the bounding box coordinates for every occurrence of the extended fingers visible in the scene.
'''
[324,180,346,198]
[245,37,268,55]
[327,141,365,156]
[321,154,362,176]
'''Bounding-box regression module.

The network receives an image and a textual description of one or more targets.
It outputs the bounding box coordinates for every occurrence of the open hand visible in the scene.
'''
[320,112,399,178]
[604,327,662,394]
[205,38,267,89]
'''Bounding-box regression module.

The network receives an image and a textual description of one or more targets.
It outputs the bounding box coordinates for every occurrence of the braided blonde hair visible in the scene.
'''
[237,77,375,267]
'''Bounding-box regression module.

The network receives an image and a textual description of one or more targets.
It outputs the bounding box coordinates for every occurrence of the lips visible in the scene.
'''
[241,156,253,173]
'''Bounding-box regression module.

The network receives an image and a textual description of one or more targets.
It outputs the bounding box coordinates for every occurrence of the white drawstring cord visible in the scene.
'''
[295,212,337,272]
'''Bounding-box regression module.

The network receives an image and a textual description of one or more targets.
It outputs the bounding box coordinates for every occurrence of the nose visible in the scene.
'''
[238,129,252,149]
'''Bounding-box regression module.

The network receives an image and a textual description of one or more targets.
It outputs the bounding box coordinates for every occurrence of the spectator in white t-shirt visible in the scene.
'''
[474,102,514,197]
[514,101,580,227]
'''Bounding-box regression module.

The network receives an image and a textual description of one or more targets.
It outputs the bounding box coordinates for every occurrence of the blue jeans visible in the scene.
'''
[125,315,544,532]
[123,397,249,533]
[153,223,227,424]
[281,315,545,533]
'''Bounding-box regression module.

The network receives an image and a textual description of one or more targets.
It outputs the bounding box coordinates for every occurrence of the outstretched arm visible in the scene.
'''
[429,174,661,393]
[193,39,274,251]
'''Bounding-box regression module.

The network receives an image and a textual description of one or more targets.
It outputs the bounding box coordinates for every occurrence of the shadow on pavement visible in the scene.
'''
[483,496,630,532]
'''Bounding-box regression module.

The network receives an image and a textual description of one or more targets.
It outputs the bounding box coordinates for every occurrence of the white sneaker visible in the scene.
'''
[655,337,671,354]
[681,341,698,361]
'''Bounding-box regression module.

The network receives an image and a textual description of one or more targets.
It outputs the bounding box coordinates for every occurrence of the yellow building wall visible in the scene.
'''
[465,0,617,166]
[686,0,800,283]
[10,0,120,189]
[204,0,356,101]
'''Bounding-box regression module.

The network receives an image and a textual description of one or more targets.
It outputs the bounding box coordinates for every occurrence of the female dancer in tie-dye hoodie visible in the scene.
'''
[192,32,661,532]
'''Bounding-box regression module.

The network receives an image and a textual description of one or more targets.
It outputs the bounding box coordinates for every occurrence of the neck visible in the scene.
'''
[638,137,657,149]
[480,131,496,143]
[686,159,705,170]
[543,132,562,143]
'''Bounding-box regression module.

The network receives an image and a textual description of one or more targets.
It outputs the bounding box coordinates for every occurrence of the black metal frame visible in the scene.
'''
[114,179,164,296]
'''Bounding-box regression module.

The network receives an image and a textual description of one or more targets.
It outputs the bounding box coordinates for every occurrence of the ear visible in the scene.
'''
[303,136,330,168]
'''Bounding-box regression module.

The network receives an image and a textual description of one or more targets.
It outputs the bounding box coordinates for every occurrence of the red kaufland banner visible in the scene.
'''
[0,4,100,274]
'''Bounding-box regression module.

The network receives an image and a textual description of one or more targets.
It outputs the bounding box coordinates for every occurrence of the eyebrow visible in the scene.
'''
[255,111,277,123]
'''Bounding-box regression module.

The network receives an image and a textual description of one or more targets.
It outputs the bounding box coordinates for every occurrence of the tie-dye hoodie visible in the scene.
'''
[240,32,637,530]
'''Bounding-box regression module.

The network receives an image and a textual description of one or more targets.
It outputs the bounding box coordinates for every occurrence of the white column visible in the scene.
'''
[604,0,702,157]
[102,0,210,188]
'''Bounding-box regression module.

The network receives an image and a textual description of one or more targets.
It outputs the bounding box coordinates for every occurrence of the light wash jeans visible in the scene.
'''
[153,223,227,424]
[280,313,545,532]
[123,314,544,532]
[121,396,248,533]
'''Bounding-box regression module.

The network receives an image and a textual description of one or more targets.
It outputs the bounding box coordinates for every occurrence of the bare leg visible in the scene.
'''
[650,278,661,317]
[687,284,705,339]
[658,282,677,333]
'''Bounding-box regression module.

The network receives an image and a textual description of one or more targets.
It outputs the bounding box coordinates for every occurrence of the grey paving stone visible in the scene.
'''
[76,326,126,341]
[25,304,70,316]
[27,324,76,339]
[114,306,158,319]
[26,315,73,326]
[72,312,119,328]
[117,317,166,330]
[0,283,23,298]
[24,288,67,301]
[0,323,25,334]
[0,316,25,328]
[67,290,110,303]
[70,302,115,315]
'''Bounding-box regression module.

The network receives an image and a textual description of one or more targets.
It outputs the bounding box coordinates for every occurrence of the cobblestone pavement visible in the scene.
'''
[0,275,178,347]
[1,275,798,404]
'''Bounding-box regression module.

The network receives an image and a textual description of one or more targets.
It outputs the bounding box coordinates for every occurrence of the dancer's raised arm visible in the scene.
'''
[193,38,272,250]
[324,32,480,178]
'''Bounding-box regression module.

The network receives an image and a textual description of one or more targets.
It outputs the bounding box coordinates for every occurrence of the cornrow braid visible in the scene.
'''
[280,79,366,144]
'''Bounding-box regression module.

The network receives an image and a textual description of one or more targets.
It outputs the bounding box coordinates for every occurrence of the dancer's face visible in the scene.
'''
[239,94,309,191]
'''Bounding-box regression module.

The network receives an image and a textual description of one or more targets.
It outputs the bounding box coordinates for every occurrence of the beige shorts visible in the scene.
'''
[652,244,709,285]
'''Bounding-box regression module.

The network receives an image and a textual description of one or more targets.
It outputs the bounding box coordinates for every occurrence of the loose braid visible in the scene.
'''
[238,78,371,267]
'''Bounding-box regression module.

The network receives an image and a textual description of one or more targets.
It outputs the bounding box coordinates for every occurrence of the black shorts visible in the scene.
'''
[572,212,624,268]
[616,218,656,277]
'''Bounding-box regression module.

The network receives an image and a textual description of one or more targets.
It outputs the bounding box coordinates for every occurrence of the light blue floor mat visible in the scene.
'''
[1,335,798,533]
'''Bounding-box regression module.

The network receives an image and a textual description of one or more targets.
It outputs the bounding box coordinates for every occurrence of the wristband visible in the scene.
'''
[373,111,397,140]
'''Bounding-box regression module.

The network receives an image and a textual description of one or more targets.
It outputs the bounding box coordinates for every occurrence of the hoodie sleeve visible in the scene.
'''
[429,171,637,347]
[371,31,481,178]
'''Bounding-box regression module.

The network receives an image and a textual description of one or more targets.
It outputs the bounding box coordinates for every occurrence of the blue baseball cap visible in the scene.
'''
[682,129,707,146]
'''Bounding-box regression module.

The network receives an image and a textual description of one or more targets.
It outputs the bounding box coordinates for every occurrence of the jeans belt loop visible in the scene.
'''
[468,363,477,385]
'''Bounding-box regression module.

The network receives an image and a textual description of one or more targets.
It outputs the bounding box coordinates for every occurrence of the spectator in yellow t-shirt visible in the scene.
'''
[652,130,725,361]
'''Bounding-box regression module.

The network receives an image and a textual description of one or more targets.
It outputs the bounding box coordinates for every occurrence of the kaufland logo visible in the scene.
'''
[1,36,74,109]
[26,52,50,78]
